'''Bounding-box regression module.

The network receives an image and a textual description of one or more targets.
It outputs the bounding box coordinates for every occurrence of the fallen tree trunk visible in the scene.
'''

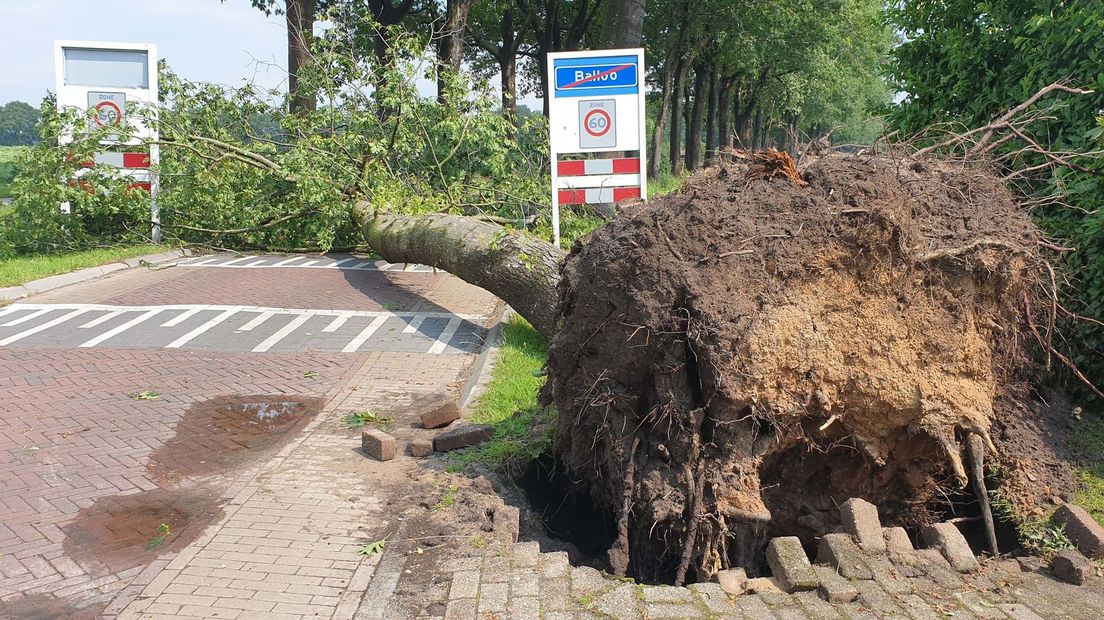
[354,201,564,339]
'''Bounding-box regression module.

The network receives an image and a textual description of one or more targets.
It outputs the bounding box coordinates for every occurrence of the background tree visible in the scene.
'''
[244,0,323,113]
[0,101,40,146]
[886,0,1104,387]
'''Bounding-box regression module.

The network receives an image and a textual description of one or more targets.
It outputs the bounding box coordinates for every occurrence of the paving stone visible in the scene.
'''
[509,595,541,620]
[865,556,909,594]
[853,580,905,616]
[793,590,845,620]
[914,548,952,571]
[478,581,509,613]
[840,499,886,554]
[817,533,873,580]
[746,577,785,594]
[1052,504,1104,559]
[688,582,737,615]
[433,424,494,452]
[1051,549,1094,585]
[920,523,979,573]
[813,566,857,603]
[883,527,914,556]
[645,602,704,619]
[444,596,478,620]
[510,570,540,597]
[511,541,541,568]
[993,558,1023,574]
[643,585,694,603]
[571,565,614,595]
[362,428,397,461]
[540,551,571,578]
[449,570,480,598]
[716,567,749,595]
[592,583,642,620]
[896,593,943,620]
[768,537,819,592]
[419,397,461,429]
[737,593,780,620]
[409,438,433,457]
[998,602,1047,620]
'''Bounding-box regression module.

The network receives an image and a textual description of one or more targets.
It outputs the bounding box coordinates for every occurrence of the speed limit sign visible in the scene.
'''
[578,99,616,149]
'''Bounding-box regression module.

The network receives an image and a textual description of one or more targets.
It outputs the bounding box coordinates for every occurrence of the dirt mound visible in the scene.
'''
[545,153,1068,584]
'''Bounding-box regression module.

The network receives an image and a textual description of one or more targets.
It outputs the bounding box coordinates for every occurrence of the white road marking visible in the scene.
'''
[252,312,316,353]
[79,309,162,348]
[246,259,267,267]
[271,256,303,267]
[322,312,353,333]
[161,307,203,327]
[428,318,462,354]
[165,308,239,349]
[402,315,426,334]
[0,307,19,321]
[238,311,274,332]
[0,309,89,346]
[2,309,51,327]
[299,260,318,267]
[352,262,372,269]
[9,303,485,322]
[342,316,388,353]
[220,255,256,266]
[80,310,125,329]
[327,258,356,269]
[188,258,217,266]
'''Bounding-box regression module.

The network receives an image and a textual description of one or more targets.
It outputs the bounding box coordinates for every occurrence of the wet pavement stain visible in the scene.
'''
[58,395,324,589]
[147,394,324,484]
[0,592,107,620]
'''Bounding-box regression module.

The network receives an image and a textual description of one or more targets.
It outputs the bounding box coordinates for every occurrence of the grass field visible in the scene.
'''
[0,245,163,288]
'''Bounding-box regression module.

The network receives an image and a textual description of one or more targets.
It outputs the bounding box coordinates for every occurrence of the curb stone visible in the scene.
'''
[0,248,194,302]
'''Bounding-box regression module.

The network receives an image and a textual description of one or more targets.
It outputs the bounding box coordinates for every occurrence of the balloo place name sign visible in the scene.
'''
[547,49,647,245]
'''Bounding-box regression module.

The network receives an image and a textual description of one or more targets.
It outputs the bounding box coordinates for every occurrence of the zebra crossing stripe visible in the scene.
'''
[80,309,162,348]
[246,259,267,267]
[323,312,353,333]
[253,312,316,353]
[0,309,89,346]
[165,308,239,349]
[0,307,18,321]
[220,255,256,266]
[161,307,202,327]
[402,315,426,334]
[2,309,51,327]
[328,258,356,269]
[342,316,388,353]
[428,318,461,354]
[238,311,274,332]
[81,310,124,329]
[271,257,303,267]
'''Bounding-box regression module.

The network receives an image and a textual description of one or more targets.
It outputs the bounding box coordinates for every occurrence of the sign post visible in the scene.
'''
[546,48,647,246]
[54,41,160,242]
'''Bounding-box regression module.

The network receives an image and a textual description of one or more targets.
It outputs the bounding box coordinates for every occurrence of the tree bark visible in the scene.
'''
[356,204,564,340]
[669,59,689,176]
[685,64,707,171]
[286,0,317,114]
[598,0,645,48]
[437,0,476,103]
[648,60,675,179]
[718,78,732,149]
[705,65,719,164]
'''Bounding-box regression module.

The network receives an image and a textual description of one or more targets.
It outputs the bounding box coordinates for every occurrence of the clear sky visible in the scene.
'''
[1,1,291,105]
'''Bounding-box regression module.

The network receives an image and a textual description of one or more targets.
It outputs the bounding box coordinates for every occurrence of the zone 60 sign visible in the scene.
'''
[578,99,616,148]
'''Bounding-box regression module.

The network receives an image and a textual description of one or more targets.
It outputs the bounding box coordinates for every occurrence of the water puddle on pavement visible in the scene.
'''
[58,395,324,586]
[0,592,107,620]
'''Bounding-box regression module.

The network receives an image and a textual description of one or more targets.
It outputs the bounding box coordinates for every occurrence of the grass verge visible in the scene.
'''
[1070,413,1104,526]
[0,245,163,288]
[450,314,554,470]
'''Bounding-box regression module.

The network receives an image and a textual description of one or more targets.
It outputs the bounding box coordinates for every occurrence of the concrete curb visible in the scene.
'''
[0,248,195,303]
[460,306,513,409]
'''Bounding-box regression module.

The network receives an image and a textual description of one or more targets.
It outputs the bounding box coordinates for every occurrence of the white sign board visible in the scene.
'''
[55,41,161,242]
[546,48,647,245]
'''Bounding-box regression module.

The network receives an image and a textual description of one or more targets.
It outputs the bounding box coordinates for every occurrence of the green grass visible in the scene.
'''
[650,172,687,197]
[1070,413,1104,526]
[0,146,27,199]
[0,245,163,288]
[450,314,554,469]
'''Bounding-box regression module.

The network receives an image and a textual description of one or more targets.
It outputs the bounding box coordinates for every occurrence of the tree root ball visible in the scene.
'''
[544,154,1070,584]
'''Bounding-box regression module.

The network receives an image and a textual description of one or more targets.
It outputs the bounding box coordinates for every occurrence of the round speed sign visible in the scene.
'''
[583,108,612,137]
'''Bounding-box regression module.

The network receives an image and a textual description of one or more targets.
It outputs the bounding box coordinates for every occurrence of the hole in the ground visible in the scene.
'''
[515,453,617,571]
[931,475,1023,557]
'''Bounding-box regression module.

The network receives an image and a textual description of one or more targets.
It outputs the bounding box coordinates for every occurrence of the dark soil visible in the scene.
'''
[545,153,1067,584]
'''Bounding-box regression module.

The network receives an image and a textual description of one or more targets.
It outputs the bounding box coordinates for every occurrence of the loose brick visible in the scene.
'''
[433,424,494,452]
[715,567,748,595]
[816,532,873,579]
[767,536,819,592]
[1052,504,1104,559]
[361,428,397,461]
[841,497,886,554]
[419,397,461,429]
[1051,549,1094,585]
[409,438,434,457]
[813,565,858,603]
[920,522,979,573]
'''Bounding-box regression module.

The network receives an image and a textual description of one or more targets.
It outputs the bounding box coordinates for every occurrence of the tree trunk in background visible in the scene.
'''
[685,64,707,171]
[357,204,564,340]
[599,0,645,47]
[648,59,676,179]
[752,108,764,149]
[437,0,475,103]
[286,0,317,114]
[718,80,732,149]
[669,59,689,176]
[705,66,719,164]
[500,54,518,138]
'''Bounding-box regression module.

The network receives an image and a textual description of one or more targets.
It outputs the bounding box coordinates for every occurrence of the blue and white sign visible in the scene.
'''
[547,48,647,246]
[553,55,640,98]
